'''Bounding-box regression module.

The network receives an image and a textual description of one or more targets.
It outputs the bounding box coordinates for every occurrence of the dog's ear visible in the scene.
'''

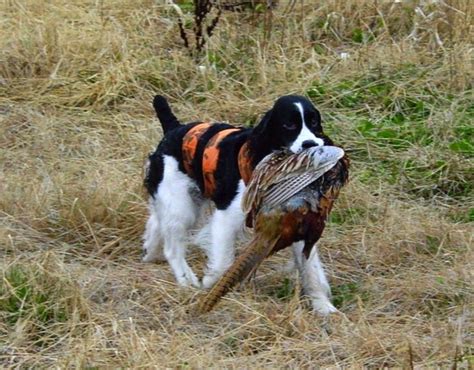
[315,110,323,133]
[253,109,273,136]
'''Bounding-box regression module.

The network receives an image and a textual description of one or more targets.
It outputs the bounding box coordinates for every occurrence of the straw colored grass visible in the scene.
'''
[1,0,472,367]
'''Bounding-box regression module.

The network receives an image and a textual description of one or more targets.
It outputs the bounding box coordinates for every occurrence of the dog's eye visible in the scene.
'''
[283,123,297,130]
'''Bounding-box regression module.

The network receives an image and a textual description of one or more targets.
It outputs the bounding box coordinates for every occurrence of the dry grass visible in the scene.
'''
[1,0,473,367]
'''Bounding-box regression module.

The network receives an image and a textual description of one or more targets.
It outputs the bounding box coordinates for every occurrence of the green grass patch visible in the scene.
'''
[332,282,367,309]
[415,235,442,255]
[356,118,432,149]
[314,71,473,199]
[0,259,88,347]
[468,208,474,222]
[308,71,420,111]
[449,208,474,223]
[450,139,473,156]
[177,0,194,13]
[0,266,69,326]
[357,156,472,198]
[271,278,294,301]
[351,27,375,44]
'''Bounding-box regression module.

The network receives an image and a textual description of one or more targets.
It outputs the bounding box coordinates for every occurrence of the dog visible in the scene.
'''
[142,94,338,314]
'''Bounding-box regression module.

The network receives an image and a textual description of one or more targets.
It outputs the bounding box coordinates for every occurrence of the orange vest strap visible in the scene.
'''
[202,128,240,197]
[182,122,212,177]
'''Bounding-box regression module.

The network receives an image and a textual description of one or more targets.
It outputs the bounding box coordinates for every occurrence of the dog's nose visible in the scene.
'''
[302,140,319,149]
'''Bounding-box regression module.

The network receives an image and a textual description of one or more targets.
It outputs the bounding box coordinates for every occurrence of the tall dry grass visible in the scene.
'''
[1,0,473,367]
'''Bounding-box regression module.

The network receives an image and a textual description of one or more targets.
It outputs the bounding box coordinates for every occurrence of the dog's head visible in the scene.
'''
[253,95,333,153]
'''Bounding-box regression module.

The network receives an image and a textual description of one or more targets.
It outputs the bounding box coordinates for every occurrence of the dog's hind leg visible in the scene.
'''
[155,155,201,288]
[142,199,165,262]
[292,242,337,315]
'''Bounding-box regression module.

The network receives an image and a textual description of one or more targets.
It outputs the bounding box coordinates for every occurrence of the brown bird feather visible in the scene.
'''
[198,146,349,313]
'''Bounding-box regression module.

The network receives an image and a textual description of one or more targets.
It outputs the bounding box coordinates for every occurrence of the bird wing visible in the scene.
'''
[262,161,339,208]
[242,146,344,214]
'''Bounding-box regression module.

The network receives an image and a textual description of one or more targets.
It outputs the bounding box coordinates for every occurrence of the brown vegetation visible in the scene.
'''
[1,0,472,367]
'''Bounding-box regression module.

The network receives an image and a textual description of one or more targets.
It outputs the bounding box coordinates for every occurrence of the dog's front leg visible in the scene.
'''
[202,185,246,289]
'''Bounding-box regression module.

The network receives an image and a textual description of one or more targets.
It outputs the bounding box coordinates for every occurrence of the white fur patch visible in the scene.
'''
[142,155,200,287]
[290,102,324,153]
[142,198,165,262]
[292,241,337,315]
[202,180,247,289]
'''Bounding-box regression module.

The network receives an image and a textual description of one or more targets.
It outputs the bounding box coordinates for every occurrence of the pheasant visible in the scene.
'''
[198,145,350,313]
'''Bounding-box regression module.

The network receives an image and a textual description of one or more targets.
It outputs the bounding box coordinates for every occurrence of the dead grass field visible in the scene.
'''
[1,0,473,367]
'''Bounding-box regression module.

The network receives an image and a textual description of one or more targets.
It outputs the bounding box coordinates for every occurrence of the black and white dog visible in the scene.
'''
[143,95,338,314]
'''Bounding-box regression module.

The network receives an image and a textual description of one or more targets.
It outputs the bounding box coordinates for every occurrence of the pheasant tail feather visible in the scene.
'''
[197,235,278,313]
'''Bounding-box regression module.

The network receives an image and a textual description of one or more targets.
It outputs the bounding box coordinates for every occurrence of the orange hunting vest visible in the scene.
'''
[182,122,253,198]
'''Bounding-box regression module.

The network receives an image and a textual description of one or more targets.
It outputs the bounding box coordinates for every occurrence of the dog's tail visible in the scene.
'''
[153,95,181,134]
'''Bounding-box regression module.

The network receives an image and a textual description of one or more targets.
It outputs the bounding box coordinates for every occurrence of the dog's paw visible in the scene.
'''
[311,298,339,316]
[142,247,166,263]
[202,271,223,289]
[176,266,201,289]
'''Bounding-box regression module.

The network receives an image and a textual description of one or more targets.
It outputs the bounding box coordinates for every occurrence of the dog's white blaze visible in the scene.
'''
[292,241,337,315]
[202,180,246,289]
[290,102,324,153]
